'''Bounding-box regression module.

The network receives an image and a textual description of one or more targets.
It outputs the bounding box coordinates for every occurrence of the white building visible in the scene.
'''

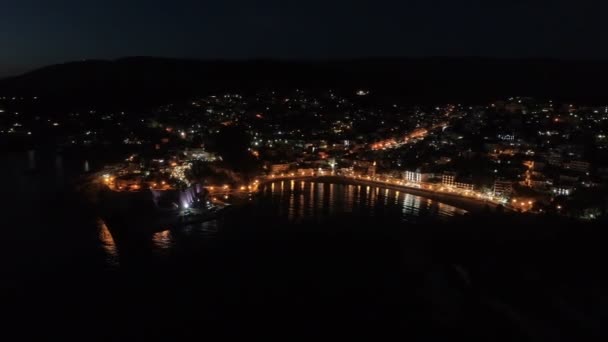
[404,170,422,183]
[551,185,575,197]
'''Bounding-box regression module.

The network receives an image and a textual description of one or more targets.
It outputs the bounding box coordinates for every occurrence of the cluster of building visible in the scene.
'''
[97,147,219,210]
[235,95,607,218]
[6,90,608,220]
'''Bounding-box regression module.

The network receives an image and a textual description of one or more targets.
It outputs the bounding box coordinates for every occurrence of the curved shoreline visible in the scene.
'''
[258,176,504,214]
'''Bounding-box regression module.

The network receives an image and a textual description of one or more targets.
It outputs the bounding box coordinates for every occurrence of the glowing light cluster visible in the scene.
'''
[170,163,192,185]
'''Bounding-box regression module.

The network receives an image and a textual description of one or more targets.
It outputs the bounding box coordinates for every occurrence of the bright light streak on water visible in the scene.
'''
[264,181,466,223]
[98,219,120,267]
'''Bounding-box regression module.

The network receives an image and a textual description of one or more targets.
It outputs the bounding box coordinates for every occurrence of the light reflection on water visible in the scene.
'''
[98,219,120,267]
[263,181,466,222]
[150,220,220,252]
[152,230,174,250]
[99,181,466,262]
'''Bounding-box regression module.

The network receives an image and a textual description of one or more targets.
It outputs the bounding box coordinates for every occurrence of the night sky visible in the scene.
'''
[1,0,607,76]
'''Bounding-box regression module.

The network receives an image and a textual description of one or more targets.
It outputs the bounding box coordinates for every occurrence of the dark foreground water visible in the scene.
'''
[2,150,608,340]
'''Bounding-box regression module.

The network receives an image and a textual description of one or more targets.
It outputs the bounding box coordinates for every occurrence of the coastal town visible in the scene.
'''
[11,90,597,220]
[7,3,608,340]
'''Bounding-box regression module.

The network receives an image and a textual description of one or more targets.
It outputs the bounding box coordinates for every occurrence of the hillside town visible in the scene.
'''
[7,91,600,220]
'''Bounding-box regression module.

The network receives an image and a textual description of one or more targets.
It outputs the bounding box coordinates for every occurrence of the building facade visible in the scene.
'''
[493,180,513,197]
[404,170,422,183]
[442,172,474,191]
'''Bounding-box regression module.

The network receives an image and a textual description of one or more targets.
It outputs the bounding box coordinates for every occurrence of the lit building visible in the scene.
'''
[442,172,474,191]
[551,185,575,197]
[404,169,432,183]
[184,148,215,161]
[270,163,291,174]
[493,180,513,197]
[457,182,474,191]
[497,134,515,142]
[404,170,422,183]
[442,173,456,187]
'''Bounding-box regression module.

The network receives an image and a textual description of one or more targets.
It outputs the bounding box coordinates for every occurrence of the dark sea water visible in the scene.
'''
[1,149,466,270]
[2,150,607,340]
[257,179,466,222]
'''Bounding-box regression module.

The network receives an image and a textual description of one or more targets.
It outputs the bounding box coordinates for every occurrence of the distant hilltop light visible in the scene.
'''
[356,89,370,96]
